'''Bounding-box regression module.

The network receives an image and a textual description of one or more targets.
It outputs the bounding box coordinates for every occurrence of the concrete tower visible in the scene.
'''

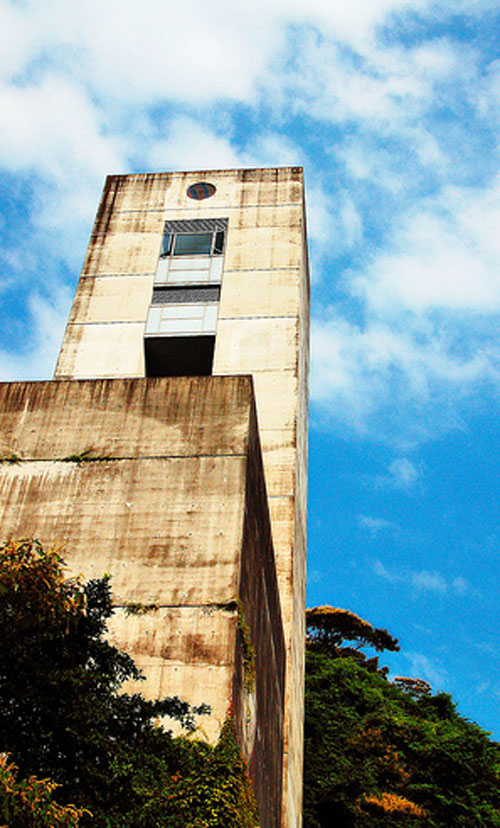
[0,167,309,827]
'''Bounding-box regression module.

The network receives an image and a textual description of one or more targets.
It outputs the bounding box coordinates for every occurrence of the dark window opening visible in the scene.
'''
[145,335,215,377]
[152,286,220,304]
[213,230,225,254]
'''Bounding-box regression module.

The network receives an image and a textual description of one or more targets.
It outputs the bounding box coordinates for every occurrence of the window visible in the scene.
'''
[186,182,216,200]
[145,335,215,377]
[145,217,227,378]
[159,218,227,259]
[173,232,213,256]
[151,286,220,304]
[161,230,225,258]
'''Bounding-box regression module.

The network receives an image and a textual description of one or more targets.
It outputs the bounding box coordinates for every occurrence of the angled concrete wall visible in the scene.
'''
[0,376,285,828]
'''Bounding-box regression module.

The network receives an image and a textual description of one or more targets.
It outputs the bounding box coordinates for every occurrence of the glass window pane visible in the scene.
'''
[213,231,225,254]
[173,232,212,256]
[160,233,171,256]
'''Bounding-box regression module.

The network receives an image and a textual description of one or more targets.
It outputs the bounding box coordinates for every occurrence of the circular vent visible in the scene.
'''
[186,182,216,200]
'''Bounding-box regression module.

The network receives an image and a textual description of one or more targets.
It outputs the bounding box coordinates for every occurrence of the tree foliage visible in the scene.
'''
[0,754,89,828]
[304,606,500,828]
[306,606,399,674]
[306,606,400,655]
[0,539,258,828]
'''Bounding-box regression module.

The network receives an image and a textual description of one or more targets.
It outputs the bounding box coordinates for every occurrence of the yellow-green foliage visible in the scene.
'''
[360,792,427,818]
[123,602,159,616]
[0,754,90,827]
[0,539,85,629]
[61,449,114,464]
[237,603,256,694]
[0,454,21,465]
[162,719,259,828]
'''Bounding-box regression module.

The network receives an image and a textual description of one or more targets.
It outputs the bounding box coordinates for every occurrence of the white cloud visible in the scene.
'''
[0,74,124,182]
[391,458,419,487]
[310,311,499,439]
[374,559,401,583]
[0,72,126,271]
[354,178,500,314]
[281,30,478,137]
[358,515,397,535]
[147,117,239,172]
[452,576,468,595]
[0,0,283,103]
[6,0,436,108]
[373,559,470,596]
[307,569,322,585]
[309,170,500,438]
[304,183,363,268]
[0,285,72,381]
[377,458,420,489]
[404,651,446,688]
[242,133,301,168]
[412,570,447,592]
[0,0,489,117]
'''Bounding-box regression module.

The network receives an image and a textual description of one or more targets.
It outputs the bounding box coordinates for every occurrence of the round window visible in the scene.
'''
[186,182,216,200]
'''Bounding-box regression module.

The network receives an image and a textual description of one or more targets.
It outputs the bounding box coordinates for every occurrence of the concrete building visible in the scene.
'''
[0,167,309,827]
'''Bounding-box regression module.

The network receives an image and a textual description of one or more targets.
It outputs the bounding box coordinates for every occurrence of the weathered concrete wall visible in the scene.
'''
[53,167,309,828]
[0,376,285,827]
[235,401,285,828]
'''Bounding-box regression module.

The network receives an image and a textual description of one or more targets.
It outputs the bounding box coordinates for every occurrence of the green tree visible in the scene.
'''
[0,754,89,827]
[306,606,399,672]
[0,539,258,828]
[304,606,500,828]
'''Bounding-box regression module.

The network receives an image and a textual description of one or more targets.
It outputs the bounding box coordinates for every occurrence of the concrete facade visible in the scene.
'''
[0,376,285,828]
[10,167,309,826]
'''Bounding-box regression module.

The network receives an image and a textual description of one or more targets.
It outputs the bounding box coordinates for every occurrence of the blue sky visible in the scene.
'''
[2,0,500,736]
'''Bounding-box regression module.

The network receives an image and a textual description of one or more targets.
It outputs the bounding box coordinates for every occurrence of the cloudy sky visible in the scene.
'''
[2,0,500,735]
